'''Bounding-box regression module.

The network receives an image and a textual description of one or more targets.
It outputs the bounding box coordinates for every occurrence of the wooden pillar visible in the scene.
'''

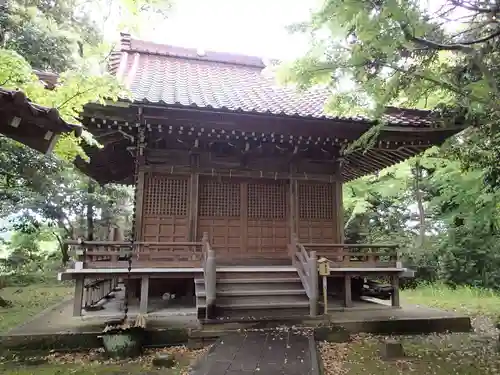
[309,251,318,316]
[86,179,95,241]
[344,274,352,308]
[126,279,138,300]
[336,180,344,243]
[391,274,400,308]
[140,275,150,314]
[241,182,248,254]
[134,169,146,240]
[188,173,200,242]
[334,161,344,243]
[289,177,299,237]
[73,276,84,316]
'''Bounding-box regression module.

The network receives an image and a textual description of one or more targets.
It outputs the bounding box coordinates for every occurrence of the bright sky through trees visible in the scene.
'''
[110,0,317,59]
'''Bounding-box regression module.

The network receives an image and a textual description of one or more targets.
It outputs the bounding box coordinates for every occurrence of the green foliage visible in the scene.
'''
[285,0,500,290]
[0,0,156,271]
[0,48,125,161]
[0,135,134,265]
[284,0,500,152]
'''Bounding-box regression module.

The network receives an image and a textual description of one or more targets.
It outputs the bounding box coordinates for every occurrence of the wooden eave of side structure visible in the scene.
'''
[0,88,82,153]
[75,101,466,184]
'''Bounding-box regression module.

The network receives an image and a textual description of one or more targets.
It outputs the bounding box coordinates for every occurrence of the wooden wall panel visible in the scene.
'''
[198,217,242,256]
[297,181,340,247]
[197,177,290,262]
[247,220,288,255]
[197,177,243,258]
[247,180,288,256]
[141,173,199,263]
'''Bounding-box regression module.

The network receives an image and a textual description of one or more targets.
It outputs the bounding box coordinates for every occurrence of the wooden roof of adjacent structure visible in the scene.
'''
[77,33,466,184]
[0,87,82,154]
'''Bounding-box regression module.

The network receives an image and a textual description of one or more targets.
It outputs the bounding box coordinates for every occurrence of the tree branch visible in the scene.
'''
[403,24,500,51]
[450,0,500,14]
[56,87,96,111]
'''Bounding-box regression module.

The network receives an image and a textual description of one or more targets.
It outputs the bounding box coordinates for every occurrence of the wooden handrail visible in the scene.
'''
[336,252,399,257]
[201,232,216,319]
[69,239,204,269]
[66,240,203,246]
[289,234,318,317]
[302,243,398,248]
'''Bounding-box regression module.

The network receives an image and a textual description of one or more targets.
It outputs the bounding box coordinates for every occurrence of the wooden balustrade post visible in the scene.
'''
[344,274,352,308]
[309,251,318,317]
[289,233,297,258]
[391,274,400,308]
[73,275,84,316]
[395,248,402,268]
[205,249,216,319]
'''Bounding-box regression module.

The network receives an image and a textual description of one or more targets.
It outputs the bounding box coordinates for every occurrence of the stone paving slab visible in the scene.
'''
[191,330,319,375]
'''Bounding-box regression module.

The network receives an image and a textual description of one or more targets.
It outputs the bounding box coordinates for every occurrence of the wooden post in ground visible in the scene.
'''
[73,275,84,316]
[309,251,318,317]
[322,275,328,315]
[391,274,400,308]
[140,275,150,314]
[344,274,352,308]
[205,248,216,319]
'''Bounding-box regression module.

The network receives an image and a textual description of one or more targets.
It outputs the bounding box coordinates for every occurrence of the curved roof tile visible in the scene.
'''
[110,33,441,127]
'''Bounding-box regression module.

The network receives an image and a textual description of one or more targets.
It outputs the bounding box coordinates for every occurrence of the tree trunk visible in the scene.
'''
[54,232,70,266]
[414,159,426,248]
[87,179,95,241]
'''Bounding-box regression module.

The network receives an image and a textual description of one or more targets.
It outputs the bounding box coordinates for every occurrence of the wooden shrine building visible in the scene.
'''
[61,33,465,321]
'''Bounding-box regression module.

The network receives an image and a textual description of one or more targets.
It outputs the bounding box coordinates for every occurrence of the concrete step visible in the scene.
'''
[213,307,311,321]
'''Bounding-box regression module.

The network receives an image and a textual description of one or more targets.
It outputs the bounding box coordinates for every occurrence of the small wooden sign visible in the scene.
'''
[318,261,330,276]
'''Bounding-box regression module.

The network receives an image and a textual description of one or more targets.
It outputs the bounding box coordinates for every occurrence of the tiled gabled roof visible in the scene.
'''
[109,33,439,127]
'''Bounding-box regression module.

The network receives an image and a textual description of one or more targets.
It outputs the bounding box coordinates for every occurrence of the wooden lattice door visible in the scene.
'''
[198,177,290,262]
[141,173,193,263]
[247,180,288,258]
[197,177,243,258]
[297,181,338,244]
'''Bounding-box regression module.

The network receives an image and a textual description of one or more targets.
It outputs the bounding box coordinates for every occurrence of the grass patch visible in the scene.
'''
[0,284,72,333]
[401,282,500,317]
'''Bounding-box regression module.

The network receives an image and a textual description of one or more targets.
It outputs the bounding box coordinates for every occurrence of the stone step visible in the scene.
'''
[210,307,311,321]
